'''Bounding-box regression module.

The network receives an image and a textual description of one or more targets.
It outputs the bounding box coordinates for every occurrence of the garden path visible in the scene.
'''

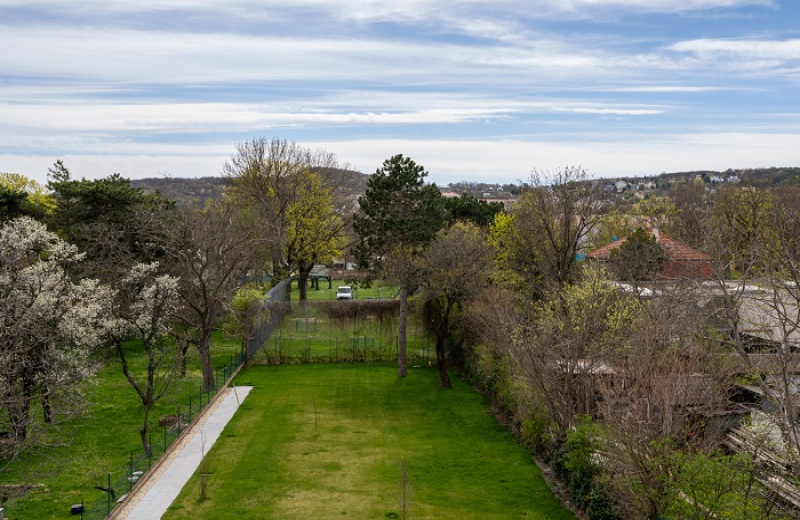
[115,386,253,520]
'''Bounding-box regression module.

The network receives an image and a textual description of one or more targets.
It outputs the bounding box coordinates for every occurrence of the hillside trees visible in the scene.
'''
[0,217,111,466]
[353,154,446,377]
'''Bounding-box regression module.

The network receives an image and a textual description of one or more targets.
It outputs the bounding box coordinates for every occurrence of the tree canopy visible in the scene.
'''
[353,154,445,377]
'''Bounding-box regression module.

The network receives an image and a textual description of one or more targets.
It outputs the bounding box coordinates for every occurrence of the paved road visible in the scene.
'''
[122,386,253,520]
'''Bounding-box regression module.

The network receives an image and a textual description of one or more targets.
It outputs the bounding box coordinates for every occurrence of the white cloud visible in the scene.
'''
[669,38,800,70]
[0,0,773,17]
[0,102,518,134]
[552,107,663,115]
[605,86,733,92]
[5,132,798,186]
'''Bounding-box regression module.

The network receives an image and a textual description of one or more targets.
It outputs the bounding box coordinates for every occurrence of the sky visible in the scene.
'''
[1,0,799,186]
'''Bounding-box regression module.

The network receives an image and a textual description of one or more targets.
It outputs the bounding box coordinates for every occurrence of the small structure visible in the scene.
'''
[308,264,332,290]
[587,230,712,280]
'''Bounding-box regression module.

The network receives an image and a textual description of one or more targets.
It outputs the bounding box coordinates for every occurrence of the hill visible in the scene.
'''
[132,168,369,205]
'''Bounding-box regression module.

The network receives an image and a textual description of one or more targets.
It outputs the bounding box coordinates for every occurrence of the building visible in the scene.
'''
[587,230,713,280]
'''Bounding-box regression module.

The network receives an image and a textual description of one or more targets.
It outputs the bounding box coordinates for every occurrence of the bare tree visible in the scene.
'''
[509,265,633,437]
[223,137,343,282]
[509,166,602,294]
[148,199,260,390]
[596,308,735,519]
[664,179,710,250]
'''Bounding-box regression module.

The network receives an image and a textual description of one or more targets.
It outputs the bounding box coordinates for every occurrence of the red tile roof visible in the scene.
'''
[587,232,711,262]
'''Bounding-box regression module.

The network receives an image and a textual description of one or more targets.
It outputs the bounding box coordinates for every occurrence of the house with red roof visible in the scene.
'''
[587,230,712,280]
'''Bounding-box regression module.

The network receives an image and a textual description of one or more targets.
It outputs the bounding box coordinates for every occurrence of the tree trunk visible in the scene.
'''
[140,405,152,456]
[398,279,409,378]
[298,264,310,301]
[435,299,454,389]
[41,388,53,424]
[198,328,215,391]
[5,389,29,442]
[436,336,452,389]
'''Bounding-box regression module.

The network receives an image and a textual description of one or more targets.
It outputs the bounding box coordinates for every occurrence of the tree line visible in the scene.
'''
[5,142,800,519]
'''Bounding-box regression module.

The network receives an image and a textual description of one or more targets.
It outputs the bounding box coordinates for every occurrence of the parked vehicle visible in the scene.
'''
[336,286,354,300]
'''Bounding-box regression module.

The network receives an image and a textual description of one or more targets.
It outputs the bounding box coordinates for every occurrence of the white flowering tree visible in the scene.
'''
[0,217,111,467]
[107,262,182,456]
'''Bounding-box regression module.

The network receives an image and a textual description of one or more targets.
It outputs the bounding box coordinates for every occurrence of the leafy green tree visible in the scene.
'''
[353,154,446,377]
[502,167,602,295]
[0,173,51,222]
[418,222,493,388]
[609,228,667,281]
[488,212,543,296]
[708,185,773,275]
[285,169,346,301]
[223,138,343,283]
[46,162,172,281]
[443,192,504,228]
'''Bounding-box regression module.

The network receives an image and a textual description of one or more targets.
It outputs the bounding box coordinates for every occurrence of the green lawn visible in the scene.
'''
[1,330,242,520]
[256,306,433,363]
[165,364,576,520]
[289,278,399,301]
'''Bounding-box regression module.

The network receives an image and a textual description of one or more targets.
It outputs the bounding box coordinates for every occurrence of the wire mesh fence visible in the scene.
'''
[79,351,245,519]
[251,299,433,365]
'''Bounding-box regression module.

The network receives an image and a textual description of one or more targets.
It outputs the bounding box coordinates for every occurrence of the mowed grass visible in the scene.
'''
[165,364,576,520]
[2,330,242,520]
[290,278,399,301]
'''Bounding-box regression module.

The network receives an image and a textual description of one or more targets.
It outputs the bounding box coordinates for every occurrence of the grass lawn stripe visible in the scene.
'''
[165,364,576,520]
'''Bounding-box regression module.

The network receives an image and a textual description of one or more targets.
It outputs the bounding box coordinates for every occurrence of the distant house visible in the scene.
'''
[587,230,713,280]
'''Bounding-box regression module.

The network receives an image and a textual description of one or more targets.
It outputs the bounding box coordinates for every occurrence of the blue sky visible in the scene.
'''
[1,0,799,185]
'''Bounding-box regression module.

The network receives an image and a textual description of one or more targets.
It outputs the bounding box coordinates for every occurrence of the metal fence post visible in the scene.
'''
[129,452,134,493]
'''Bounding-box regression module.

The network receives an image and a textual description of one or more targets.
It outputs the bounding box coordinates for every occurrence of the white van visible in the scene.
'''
[336,286,354,300]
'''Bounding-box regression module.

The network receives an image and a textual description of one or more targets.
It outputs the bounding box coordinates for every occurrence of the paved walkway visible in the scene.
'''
[119,386,253,520]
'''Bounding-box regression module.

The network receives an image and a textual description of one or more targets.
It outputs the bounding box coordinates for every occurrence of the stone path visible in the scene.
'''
[117,386,253,520]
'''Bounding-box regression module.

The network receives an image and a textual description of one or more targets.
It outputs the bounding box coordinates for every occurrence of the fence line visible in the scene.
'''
[245,277,293,358]
[82,352,246,520]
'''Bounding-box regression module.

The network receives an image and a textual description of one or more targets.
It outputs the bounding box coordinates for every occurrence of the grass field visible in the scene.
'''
[288,278,399,301]
[165,364,576,520]
[1,330,242,520]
